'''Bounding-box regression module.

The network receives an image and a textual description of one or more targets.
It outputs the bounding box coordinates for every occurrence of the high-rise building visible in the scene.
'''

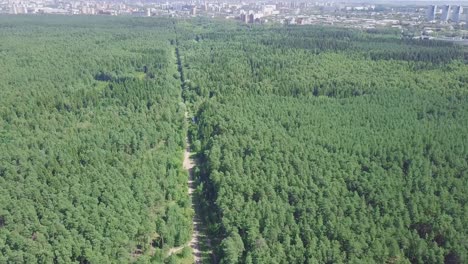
[441,5,451,22]
[11,5,18,14]
[451,6,463,23]
[240,10,248,23]
[426,5,437,21]
[249,13,255,24]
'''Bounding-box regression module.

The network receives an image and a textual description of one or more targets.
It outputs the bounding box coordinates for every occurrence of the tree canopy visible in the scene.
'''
[0,16,466,264]
[0,16,191,263]
[177,19,468,264]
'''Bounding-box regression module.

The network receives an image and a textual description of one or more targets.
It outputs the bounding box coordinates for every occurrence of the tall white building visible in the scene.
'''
[426,5,437,21]
[451,6,463,23]
[441,5,451,22]
[10,5,17,14]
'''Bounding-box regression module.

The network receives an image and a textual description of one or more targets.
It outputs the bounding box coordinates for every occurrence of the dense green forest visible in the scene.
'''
[0,17,192,263]
[177,21,468,263]
[0,16,467,264]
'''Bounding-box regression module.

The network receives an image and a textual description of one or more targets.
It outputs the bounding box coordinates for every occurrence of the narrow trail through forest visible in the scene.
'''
[183,132,202,263]
[168,115,211,263]
[173,37,213,263]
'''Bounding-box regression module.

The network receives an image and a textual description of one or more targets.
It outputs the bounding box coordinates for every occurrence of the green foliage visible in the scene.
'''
[0,16,191,262]
[177,20,468,263]
[221,232,245,264]
[1,15,467,264]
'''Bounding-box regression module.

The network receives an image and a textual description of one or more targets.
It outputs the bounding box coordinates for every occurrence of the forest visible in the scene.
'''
[0,16,192,263]
[0,16,467,264]
[177,20,468,263]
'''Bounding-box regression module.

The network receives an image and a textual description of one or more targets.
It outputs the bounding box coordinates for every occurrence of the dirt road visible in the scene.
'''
[183,133,202,263]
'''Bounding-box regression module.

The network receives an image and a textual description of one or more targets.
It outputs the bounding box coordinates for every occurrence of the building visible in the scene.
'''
[10,5,17,14]
[11,5,27,14]
[249,13,254,23]
[262,5,276,16]
[452,6,463,23]
[441,5,451,22]
[240,10,248,23]
[82,5,98,15]
[426,5,436,21]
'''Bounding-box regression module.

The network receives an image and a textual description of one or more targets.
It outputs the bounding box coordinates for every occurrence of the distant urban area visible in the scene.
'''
[2,1,468,40]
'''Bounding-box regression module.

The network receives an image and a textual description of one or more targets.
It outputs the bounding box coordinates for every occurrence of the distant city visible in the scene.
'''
[1,1,468,39]
[426,5,464,23]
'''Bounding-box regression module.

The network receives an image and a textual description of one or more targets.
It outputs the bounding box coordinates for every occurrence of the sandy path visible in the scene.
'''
[183,125,202,263]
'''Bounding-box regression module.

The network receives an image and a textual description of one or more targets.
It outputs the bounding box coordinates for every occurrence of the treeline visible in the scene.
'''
[198,26,466,64]
[0,17,192,263]
[177,20,468,263]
